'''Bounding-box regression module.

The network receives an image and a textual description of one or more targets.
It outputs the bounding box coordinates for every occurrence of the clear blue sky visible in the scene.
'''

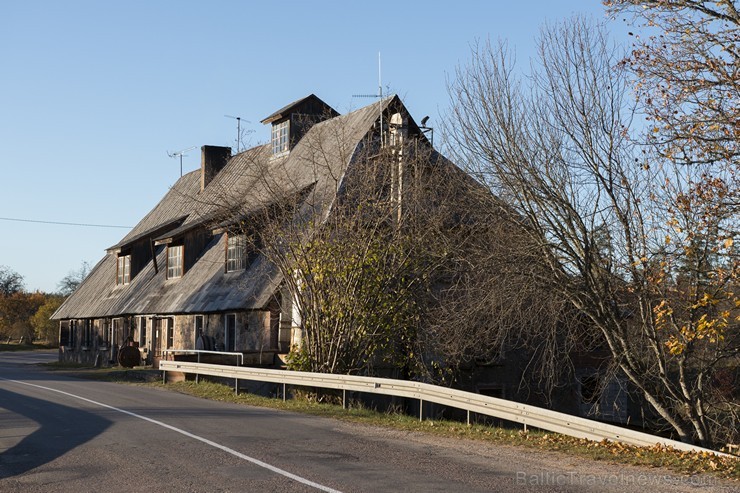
[0,1,624,293]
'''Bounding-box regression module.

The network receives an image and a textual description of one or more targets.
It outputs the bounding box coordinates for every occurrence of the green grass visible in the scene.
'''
[0,341,56,352]
[57,367,740,481]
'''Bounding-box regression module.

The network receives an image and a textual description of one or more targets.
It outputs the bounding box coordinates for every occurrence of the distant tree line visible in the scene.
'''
[0,263,89,344]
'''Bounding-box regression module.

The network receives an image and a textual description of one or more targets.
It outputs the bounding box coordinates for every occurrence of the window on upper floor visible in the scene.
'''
[117,254,131,285]
[167,244,183,279]
[226,234,246,272]
[271,119,290,156]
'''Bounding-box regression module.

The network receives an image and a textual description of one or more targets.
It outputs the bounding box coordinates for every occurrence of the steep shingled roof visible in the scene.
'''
[52,96,396,320]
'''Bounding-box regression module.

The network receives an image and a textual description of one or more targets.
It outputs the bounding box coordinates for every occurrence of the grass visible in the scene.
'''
[53,366,740,481]
[0,341,56,352]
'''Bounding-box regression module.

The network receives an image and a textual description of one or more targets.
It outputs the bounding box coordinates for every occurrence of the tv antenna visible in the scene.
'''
[353,52,385,146]
[224,115,247,152]
[167,146,197,177]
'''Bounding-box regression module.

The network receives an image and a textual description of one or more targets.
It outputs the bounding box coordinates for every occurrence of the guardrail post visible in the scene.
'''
[467,409,470,426]
[282,383,286,402]
[419,399,423,422]
[235,378,239,395]
[196,352,200,384]
[162,369,166,385]
[342,389,346,410]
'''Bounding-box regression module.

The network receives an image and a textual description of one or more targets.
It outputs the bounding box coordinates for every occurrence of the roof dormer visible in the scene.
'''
[261,94,339,156]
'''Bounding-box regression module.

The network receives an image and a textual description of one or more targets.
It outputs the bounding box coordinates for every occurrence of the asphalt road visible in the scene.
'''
[0,351,734,493]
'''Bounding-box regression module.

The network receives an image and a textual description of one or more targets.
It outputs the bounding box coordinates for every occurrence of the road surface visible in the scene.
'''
[0,351,733,492]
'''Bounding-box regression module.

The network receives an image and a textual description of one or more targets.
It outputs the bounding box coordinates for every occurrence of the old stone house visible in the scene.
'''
[52,94,430,369]
[52,92,640,427]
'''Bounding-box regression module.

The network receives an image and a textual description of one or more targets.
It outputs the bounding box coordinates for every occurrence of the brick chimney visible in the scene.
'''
[201,145,231,191]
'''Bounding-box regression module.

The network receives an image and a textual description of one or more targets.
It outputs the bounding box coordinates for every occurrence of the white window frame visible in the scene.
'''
[117,254,131,285]
[167,245,183,279]
[112,318,122,347]
[226,234,246,272]
[166,317,174,349]
[271,120,289,156]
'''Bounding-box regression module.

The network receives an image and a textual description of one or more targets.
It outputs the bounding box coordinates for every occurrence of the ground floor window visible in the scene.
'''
[60,322,70,347]
[166,317,174,349]
[225,314,236,352]
[83,320,93,347]
[69,320,77,348]
[112,318,122,347]
[194,315,204,346]
[139,317,147,347]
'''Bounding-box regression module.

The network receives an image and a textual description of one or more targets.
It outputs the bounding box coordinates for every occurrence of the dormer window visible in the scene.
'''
[167,244,184,279]
[117,254,131,285]
[271,120,290,156]
[262,95,339,155]
[226,234,246,272]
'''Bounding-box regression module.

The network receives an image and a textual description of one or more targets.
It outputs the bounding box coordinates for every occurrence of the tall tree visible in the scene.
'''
[605,0,739,168]
[57,261,91,296]
[446,17,738,447]
[0,266,24,296]
[206,109,561,384]
[31,295,64,343]
[0,291,46,342]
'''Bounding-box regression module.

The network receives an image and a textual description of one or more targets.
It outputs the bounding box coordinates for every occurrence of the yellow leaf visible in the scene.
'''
[723,238,733,248]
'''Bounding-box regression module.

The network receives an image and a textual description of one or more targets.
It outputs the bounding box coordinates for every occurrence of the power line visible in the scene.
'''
[0,216,132,229]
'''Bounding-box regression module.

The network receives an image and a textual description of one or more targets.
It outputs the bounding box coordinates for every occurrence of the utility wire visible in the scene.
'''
[0,216,132,229]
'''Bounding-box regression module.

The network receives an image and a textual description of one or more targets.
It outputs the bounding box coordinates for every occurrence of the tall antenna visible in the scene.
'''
[353,52,385,146]
[167,146,197,177]
[224,115,243,152]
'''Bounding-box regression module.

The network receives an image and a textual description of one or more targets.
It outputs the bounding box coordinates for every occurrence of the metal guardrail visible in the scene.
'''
[162,349,244,366]
[159,360,733,457]
[161,350,243,385]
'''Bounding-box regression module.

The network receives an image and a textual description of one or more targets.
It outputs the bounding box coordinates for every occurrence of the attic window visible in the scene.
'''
[271,120,289,156]
[117,254,131,285]
[226,234,246,272]
[166,244,184,279]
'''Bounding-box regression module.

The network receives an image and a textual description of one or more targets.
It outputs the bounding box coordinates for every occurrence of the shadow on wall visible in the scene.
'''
[0,388,112,479]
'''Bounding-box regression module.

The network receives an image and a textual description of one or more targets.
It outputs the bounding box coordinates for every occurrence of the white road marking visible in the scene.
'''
[1,377,343,493]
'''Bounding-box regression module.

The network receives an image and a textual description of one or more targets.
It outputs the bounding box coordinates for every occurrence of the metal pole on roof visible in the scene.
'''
[379,52,383,147]
[225,115,242,152]
[352,52,385,147]
[167,146,197,177]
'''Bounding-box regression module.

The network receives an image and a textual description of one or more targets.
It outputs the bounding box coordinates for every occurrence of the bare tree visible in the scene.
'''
[0,266,24,296]
[446,17,738,447]
[204,105,565,386]
[57,261,91,297]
